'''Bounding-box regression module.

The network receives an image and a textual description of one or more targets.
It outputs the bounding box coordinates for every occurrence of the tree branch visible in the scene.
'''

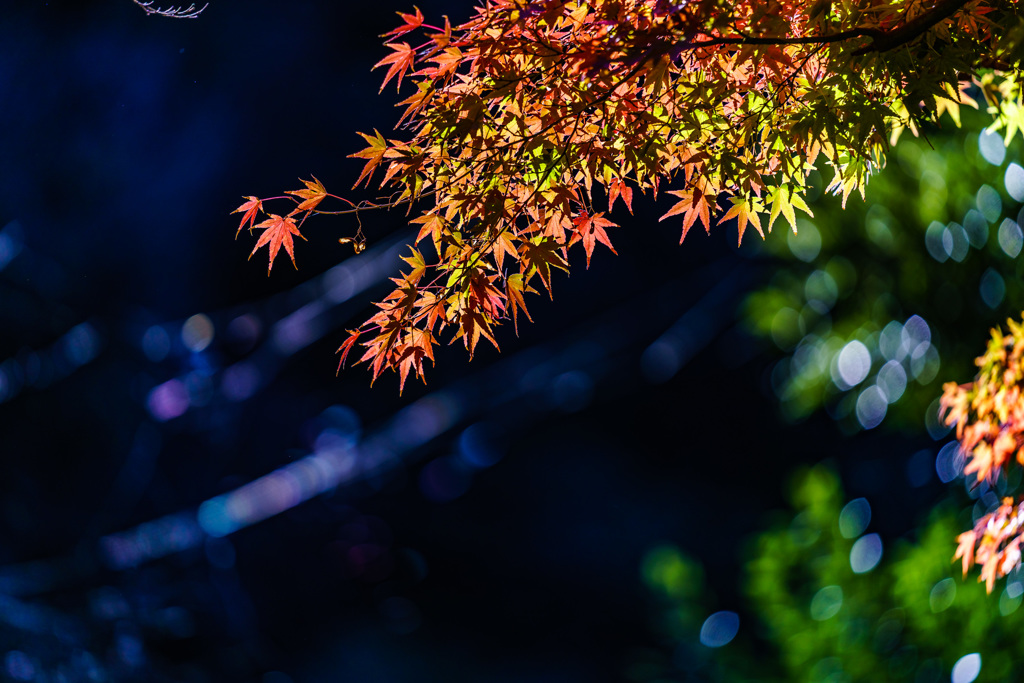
[131,0,207,19]
[856,0,972,54]
[680,27,882,51]
[674,0,971,55]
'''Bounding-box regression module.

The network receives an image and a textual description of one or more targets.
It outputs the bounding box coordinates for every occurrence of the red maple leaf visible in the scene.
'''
[382,6,425,39]
[570,211,618,268]
[335,329,362,374]
[249,214,306,274]
[231,196,262,237]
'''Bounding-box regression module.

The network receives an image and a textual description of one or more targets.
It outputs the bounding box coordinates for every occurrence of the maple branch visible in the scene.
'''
[680,26,882,51]
[675,0,971,55]
[854,0,973,54]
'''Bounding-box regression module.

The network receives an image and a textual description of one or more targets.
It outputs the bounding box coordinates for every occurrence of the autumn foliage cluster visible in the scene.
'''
[232,0,1024,586]
[236,0,1020,392]
[944,318,1024,591]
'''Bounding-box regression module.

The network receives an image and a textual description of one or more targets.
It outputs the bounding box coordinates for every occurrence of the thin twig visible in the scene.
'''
[132,0,208,19]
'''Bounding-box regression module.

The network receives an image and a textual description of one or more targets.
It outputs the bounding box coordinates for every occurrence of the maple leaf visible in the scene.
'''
[401,248,428,285]
[954,529,977,579]
[608,178,633,214]
[718,196,764,246]
[520,236,570,295]
[411,212,445,253]
[455,308,499,358]
[766,185,813,234]
[374,42,416,93]
[642,53,671,97]
[395,329,435,394]
[335,329,362,374]
[658,190,691,223]
[382,5,425,39]
[423,47,463,80]
[231,196,262,237]
[659,190,712,243]
[395,81,436,128]
[416,290,449,334]
[249,214,306,275]
[468,273,506,319]
[505,273,536,334]
[490,231,518,273]
[286,176,328,213]
[349,129,389,189]
[570,211,618,268]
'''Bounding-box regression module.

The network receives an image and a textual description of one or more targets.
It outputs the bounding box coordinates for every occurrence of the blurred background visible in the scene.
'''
[2,1,1024,681]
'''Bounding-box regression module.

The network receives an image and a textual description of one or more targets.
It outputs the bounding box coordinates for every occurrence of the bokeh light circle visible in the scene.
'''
[979,129,1005,165]
[699,611,740,648]
[839,498,871,539]
[837,340,871,386]
[951,653,981,683]
[855,386,887,429]
[181,313,214,353]
[850,533,883,573]
[810,585,843,621]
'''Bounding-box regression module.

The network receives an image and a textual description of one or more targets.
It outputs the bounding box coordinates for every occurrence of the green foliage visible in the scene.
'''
[635,465,1024,682]
[747,467,1008,681]
[743,106,1024,431]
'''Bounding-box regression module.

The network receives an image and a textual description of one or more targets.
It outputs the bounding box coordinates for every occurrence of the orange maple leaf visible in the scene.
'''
[231,196,263,237]
[456,309,499,358]
[505,273,535,334]
[249,214,306,275]
[423,47,463,80]
[954,529,977,579]
[374,42,416,93]
[411,212,445,250]
[718,196,764,246]
[395,328,435,394]
[660,190,712,243]
[286,176,328,213]
[608,178,633,214]
[349,130,388,189]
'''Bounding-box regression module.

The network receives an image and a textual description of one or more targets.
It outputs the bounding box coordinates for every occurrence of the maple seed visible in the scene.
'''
[338,236,367,253]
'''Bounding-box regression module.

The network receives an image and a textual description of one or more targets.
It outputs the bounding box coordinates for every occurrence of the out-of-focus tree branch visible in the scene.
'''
[131,0,207,19]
